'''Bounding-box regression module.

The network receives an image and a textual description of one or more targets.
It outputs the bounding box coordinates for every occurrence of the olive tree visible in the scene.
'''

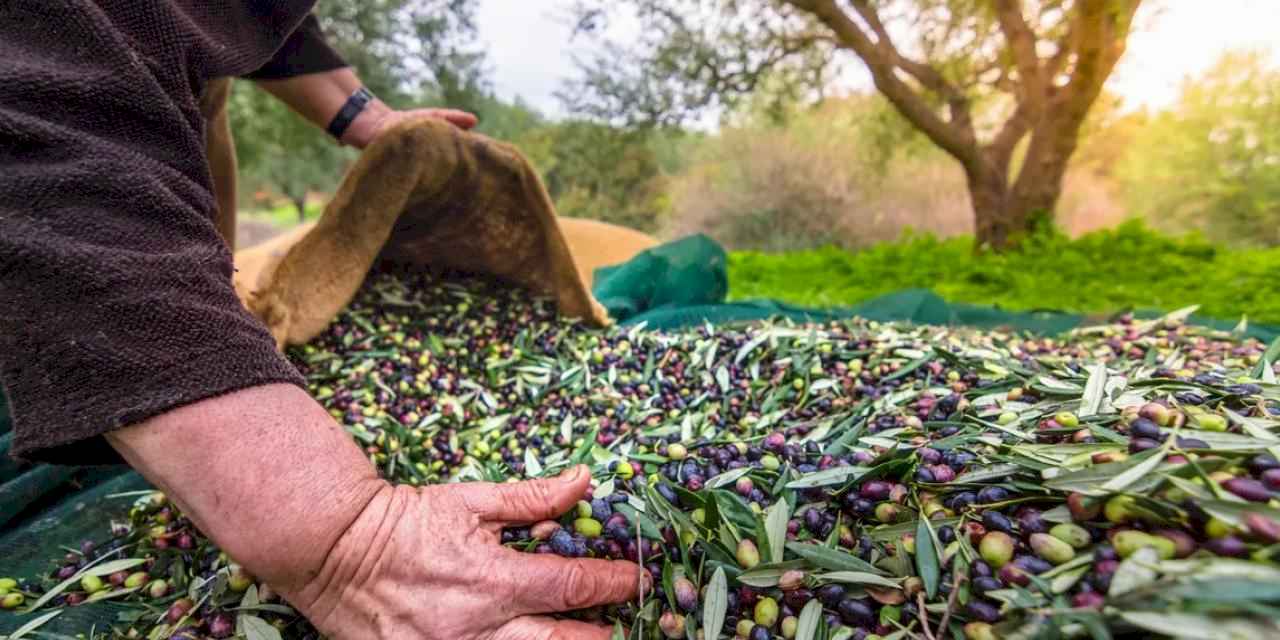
[563,0,1143,248]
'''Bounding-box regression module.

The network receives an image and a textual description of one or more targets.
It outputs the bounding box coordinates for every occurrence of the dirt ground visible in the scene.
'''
[237,220,289,249]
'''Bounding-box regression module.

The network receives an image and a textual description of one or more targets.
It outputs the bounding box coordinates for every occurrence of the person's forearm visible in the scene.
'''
[106,384,384,589]
[254,67,391,149]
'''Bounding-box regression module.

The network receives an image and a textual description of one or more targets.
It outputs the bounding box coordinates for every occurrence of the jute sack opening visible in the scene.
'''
[230,116,658,347]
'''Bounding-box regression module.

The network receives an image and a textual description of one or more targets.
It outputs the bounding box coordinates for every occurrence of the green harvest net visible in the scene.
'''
[3,233,1278,634]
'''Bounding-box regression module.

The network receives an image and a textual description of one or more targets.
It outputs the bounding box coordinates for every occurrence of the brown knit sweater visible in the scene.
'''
[0,1,346,464]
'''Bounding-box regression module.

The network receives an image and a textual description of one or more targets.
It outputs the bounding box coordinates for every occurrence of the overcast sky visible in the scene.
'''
[476,0,1279,119]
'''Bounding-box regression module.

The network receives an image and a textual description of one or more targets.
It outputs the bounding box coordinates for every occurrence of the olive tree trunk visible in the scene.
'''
[783,0,1140,250]
[291,194,308,223]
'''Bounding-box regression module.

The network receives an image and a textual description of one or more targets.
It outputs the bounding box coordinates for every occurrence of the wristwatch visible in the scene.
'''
[327,86,374,141]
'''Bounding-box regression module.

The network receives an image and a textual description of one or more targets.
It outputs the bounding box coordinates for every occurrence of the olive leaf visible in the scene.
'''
[795,599,823,640]
[1224,408,1279,442]
[4,609,63,640]
[524,448,543,477]
[786,542,885,575]
[1120,610,1280,639]
[706,467,752,489]
[569,428,598,466]
[817,571,901,589]
[702,567,727,640]
[662,559,677,612]
[239,614,284,640]
[954,463,1022,484]
[23,557,147,612]
[1100,447,1166,493]
[1251,337,1280,379]
[1109,547,1159,597]
[1078,364,1109,417]
[85,585,141,603]
[1049,564,1091,594]
[736,560,808,587]
[1196,499,1280,528]
[1163,578,1280,603]
[785,466,871,489]
[914,518,940,599]
[764,498,789,564]
[1043,447,1165,495]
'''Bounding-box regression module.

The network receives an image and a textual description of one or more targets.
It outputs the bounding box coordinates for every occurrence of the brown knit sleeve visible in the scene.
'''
[242,14,348,80]
[0,1,305,465]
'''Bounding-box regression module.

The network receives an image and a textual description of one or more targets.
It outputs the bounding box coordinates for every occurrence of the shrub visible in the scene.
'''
[663,95,1125,250]
[727,221,1280,323]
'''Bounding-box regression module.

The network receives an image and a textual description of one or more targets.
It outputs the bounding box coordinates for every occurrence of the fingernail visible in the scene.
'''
[640,569,654,595]
[562,465,585,481]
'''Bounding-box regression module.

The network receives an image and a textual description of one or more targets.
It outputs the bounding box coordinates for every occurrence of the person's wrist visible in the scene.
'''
[231,473,388,594]
[340,98,392,149]
[284,482,405,630]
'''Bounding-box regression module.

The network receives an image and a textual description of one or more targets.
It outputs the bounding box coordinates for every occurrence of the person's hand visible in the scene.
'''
[342,101,479,149]
[282,465,644,639]
[108,386,641,640]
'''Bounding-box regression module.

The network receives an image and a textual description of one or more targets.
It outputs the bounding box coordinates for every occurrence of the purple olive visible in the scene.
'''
[1205,536,1248,557]
[998,563,1029,587]
[982,511,1014,534]
[549,529,577,556]
[965,600,1001,623]
[1129,418,1163,439]
[804,509,823,532]
[837,597,875,626]
[1016,508,1048,535]
[1245,513,1280,543]
[976,486,1010,504]
[816,584,846,607]
[763,432,786,453]
[1129,438,1161,453]
[860,481,892,501]
[1223,477,1273,502]
[783,587,812,610]
[1072,591,1105,609]
[208,613,235,639]
[1248,454,1280,474]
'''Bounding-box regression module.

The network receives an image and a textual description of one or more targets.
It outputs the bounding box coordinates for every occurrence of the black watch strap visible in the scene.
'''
[326,87,374,140]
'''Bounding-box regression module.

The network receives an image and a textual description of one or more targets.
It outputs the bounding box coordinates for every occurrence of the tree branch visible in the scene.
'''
[1056,0,1142,119]
[985,102,1031,174]
[991,0,1045,102]
[784,0,977,166]
[848,1,965,104]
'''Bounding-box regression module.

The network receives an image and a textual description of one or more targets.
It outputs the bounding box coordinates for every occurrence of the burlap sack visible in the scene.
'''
[232,116,658,348]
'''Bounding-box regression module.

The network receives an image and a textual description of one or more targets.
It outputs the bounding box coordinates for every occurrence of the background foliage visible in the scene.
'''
[228,2,1280,320]
[728,221,1280,324]
[1116,50,1280,247]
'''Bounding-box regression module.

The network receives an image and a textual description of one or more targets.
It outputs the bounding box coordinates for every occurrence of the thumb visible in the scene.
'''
[460,464,591,523]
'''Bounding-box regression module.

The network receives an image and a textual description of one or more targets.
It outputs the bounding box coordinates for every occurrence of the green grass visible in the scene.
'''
[726,221,1280,325]
[239,203,324,228]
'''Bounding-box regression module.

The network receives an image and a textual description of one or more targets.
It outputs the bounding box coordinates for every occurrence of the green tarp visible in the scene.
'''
[593,233,1280,343]
[4,233,1278,634]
